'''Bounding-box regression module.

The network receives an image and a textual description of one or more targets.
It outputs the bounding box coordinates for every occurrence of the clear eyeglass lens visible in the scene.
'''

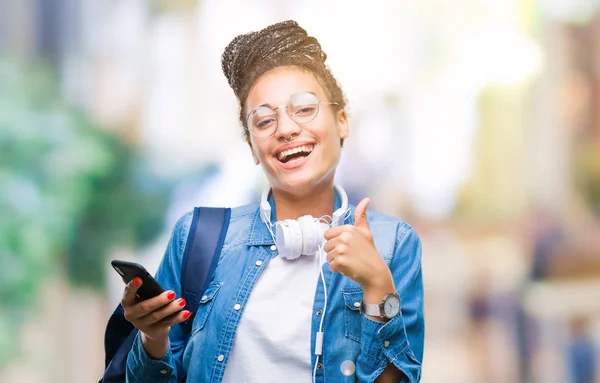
[247,92,322,138]
[288,92,319,123]
[248,106,278,137]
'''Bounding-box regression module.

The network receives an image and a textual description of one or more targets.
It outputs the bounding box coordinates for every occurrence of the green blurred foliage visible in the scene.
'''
[0,59,170,366]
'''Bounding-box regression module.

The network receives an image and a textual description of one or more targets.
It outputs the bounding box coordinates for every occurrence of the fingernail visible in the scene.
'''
[167,292,176,300]
[179,299,186,307]
[133,277,141,286]
[183,311,191,319]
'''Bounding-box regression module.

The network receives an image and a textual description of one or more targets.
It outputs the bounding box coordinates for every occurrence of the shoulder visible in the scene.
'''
[230,203,259,221]
[367,209,418,248]
[351,205,417,239]
[171,210,194,249]
[171,203,259,235]
[350,205,421,261]
[169,203,260,249]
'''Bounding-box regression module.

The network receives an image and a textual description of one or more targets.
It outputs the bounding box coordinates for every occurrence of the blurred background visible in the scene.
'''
[1,0,600,382]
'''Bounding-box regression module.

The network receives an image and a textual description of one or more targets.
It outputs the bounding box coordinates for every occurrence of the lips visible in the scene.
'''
[274,142,314,160]
[277,144,314,162]
[273,142,315,169]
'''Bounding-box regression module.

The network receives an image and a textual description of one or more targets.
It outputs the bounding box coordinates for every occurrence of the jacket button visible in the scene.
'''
[270,245,277,251]
[234,303,242,311]
[316,363,323,370]
[217,355,225,362]
[255,260,263,266]
[384,340,390,348]
[160,369,167,375]
[316,309,323,316]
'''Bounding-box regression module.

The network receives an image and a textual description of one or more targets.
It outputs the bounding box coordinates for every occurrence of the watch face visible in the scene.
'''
[383,294,401,318]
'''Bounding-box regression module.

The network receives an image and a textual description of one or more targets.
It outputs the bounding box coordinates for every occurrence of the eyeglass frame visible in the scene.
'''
[245,91,339,139]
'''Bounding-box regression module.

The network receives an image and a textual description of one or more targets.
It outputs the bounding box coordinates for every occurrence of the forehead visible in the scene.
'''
[245,66,327,110]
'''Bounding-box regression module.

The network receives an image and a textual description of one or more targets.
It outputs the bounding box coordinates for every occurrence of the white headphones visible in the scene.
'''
[260,184,349,260]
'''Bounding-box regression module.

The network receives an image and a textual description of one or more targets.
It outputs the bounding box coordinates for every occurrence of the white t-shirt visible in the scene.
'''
[222,249,322,382]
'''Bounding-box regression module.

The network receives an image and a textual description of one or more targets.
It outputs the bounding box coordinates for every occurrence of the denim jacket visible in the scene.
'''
[126,197,424,383]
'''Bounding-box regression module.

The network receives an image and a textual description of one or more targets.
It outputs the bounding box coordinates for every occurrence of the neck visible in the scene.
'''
[271,183,336,222]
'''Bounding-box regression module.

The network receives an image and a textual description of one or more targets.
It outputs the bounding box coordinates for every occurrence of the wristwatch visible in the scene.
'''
[360,293,401,319]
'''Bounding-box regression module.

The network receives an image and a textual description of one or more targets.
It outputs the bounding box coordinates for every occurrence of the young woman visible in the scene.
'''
[122,20,424,383]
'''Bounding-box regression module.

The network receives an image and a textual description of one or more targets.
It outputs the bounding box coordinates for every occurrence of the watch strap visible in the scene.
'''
[360,302,383,317]
[361,292,401,319]
[360,301,383,317]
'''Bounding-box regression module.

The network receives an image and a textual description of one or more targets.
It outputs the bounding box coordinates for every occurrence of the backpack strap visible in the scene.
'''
[100,207,230,383]
[180,207,230,334]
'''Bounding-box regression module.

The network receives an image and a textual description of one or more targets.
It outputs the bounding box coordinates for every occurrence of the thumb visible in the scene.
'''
[354,197,371,229]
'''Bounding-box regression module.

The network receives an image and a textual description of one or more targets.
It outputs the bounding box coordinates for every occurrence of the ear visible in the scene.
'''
[336,109,349,140]
[247,141,260,165]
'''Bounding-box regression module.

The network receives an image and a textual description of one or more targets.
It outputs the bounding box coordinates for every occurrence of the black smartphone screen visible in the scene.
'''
[111,260,165,301]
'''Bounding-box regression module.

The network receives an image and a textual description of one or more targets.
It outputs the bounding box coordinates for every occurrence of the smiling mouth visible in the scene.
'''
[277,145,314,163]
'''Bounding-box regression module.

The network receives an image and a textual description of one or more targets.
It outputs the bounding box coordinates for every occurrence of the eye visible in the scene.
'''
[256,117,276,129]
[293,105,317,117]
[250,107,277,130]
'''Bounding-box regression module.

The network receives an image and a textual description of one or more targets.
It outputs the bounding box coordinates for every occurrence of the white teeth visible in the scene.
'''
[277,145,314,161]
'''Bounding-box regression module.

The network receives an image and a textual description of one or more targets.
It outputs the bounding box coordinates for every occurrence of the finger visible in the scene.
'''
[127,290,177,319]
[328,258,347,275]
[326,240,350,259]
[326,242,349,262]
[137,298,187,327]
[121,277,143,308]
[328,258,338,273]
[324,224,351,240]
[323,236,341,253]
[354,198,371,229]
[326,249,335,263]
[161,310,192,327]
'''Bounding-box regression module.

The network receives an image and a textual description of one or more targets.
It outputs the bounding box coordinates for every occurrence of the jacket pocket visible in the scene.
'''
[191,281,222,336]
[342,289,363,343]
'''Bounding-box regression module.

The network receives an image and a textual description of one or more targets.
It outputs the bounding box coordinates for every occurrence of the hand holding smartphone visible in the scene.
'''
[112,259,189,360]
[111,260,165,301]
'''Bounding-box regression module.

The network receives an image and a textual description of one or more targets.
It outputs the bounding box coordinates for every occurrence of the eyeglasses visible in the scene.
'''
[246,91,339,138]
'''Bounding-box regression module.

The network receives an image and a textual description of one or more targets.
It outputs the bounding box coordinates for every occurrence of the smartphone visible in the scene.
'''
[111,259,165,301]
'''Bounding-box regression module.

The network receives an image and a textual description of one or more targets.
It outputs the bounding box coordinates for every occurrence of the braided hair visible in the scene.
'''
[221,20,347,144]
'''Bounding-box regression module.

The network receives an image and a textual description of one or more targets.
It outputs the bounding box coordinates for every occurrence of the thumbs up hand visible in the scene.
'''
[323,198,393,290]
[353,197,371,233]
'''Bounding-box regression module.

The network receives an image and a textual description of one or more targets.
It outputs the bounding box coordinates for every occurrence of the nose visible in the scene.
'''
[274,108,302,140]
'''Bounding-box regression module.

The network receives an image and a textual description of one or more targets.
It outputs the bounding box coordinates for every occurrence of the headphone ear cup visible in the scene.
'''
[276,219,303,260]
[274,221,290,259]
[320,222,328,244]
[288,219,303,260]
[298,215,320,255]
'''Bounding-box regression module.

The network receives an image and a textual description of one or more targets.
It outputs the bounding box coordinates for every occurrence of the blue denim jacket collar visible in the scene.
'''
[246,188,346,246]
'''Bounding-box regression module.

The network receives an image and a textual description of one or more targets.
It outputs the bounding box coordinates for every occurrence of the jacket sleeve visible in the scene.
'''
[356,222,425,383]
[126,212,194,383]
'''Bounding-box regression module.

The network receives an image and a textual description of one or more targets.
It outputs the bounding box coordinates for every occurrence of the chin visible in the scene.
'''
[272,170,334,193]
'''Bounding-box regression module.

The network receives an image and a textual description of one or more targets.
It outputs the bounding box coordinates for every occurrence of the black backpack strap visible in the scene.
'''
[180,206,231,334]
